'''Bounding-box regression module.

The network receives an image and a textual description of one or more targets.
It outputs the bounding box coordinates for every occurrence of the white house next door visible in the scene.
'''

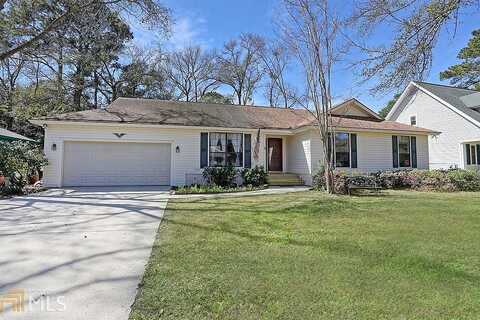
[62,141,171,187]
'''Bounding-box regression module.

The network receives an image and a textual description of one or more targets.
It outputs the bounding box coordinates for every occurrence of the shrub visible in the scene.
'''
[202,165,237,187]
[313,168,480,195]
[375,169,480,192]
[0,141,48,195]
[175,184,265,194]
[447,169,480,191]
[374,169,422,189]
[313,169,375,194]
[241,166,268,187]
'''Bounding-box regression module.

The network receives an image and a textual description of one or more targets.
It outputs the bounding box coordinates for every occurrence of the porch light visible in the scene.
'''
[52,143,57,151]
[176,146,180,153]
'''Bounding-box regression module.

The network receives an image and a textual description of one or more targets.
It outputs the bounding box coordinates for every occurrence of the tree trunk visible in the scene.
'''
[57,46,64,101]
[73,68,84,110]
[94,71,99,109]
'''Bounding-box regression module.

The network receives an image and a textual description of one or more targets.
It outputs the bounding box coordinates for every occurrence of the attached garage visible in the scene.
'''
[62,141,171,187]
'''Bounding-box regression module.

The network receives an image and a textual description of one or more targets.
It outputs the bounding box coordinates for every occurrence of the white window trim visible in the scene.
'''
[410,115,417,126]
[207,131,246,168]
[397,136,412,168]
[333,132,352,169]
[469,144,478,165]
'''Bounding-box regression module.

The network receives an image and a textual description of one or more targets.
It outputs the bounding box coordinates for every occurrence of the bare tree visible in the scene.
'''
[0,56,24,96]
[216,33,265,105]
[259,42,295,107]
[350,0,478,94]
[164,46,218,102]
[279,0,345,193]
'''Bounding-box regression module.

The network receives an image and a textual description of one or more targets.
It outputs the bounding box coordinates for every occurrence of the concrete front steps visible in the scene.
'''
[267,172,304,186]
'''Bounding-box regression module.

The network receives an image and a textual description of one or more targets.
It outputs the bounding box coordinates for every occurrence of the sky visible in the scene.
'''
[130,0,480,112]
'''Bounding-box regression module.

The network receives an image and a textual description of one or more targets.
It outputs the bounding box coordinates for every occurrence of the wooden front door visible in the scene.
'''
[267,138,283,171]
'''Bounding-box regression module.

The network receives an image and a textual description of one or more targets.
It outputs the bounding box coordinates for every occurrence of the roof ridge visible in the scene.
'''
[414,81,479,92]
[114,97,305,111]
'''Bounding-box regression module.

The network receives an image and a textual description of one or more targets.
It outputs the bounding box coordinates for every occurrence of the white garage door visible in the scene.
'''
[63,141,171,186]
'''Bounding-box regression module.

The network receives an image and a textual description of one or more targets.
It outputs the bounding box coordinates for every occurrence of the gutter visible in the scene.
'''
[292,124,439,136]
[30,120,297,136]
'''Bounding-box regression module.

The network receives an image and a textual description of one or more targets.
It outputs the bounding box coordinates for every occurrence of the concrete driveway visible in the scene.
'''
[0,187,170,320]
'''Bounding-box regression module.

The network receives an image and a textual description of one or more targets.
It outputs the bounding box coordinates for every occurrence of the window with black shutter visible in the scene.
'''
[466,144,471,165]
[392,136,399,168]
[411,136,417,168]
[351,133,358,168]
[244,134,252,168]
[200,132,208,168]
[477,145,480,165]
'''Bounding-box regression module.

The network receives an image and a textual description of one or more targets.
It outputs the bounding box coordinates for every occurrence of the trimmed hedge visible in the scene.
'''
[313,168,480,194]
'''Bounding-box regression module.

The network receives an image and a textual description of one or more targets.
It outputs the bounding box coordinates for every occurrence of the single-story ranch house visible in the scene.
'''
[32,98,437,187]
[387,81,480,170]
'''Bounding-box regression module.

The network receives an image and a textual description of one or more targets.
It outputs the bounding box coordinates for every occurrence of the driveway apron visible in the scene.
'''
[0,187,170,320]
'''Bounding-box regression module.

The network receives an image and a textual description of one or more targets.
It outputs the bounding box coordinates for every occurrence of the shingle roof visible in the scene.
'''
[328,116,434,133]
[414,81,480,123]
[37,97,435,134]
[43,98,313,130]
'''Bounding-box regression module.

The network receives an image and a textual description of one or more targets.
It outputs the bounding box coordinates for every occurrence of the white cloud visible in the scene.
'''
[128,11,211,51]
[168,16,210,50]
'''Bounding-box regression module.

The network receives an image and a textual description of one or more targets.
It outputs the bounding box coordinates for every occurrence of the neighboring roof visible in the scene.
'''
[0,128,35,142]
[414,82,480,122]
[389,81,480,125]
[35,97,436,134]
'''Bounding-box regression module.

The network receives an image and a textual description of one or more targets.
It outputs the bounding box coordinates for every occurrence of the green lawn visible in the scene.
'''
[130,191,480,320]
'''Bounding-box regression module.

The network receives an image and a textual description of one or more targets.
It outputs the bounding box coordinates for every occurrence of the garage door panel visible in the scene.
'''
[63,142,171,186]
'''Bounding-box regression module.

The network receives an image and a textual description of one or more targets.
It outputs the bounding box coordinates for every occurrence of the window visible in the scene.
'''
[471,145,477,165]
[209,133,243,167]
[335,132,350,167]
[410,116,417,126]
[398,136,411,167]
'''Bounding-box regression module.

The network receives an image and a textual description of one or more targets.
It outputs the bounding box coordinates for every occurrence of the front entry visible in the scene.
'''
[267,138,283,171]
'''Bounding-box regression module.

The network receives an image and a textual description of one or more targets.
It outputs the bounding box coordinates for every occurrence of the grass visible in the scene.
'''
[130,191,480,320]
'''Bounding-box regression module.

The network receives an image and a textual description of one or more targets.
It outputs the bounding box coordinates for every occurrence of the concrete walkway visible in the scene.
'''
[0,187,170,320]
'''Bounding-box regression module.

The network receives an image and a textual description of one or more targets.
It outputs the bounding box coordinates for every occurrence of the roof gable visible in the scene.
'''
[388,81,480,127]
[329,98,382,120]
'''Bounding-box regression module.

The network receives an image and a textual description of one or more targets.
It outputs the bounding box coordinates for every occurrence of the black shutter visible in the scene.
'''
[477,145,480,165]
[200,132,208,168]
[351,133,357,168]
[392,136,399,168]
[244,134,252,168]
[411,136,417,168]
[466,144,471,165]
